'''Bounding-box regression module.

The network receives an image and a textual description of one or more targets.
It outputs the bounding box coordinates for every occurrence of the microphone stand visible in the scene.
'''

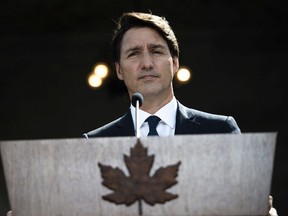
[136,99,140,139]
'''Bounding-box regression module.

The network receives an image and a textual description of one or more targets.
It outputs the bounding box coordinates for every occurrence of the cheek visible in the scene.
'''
[122,62,137,76]
[117,62,133,80]
[166,61,176,78]
[119,65,137,84]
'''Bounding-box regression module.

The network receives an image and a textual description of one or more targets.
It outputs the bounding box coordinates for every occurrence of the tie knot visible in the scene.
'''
[145,115,161,136]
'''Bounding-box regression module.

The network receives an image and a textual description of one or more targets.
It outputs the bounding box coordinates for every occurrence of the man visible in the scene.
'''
[84,12,241,138]
[82,12,278,216]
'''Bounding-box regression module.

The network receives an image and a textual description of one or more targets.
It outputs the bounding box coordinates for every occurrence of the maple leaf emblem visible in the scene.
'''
[98,139,181,215]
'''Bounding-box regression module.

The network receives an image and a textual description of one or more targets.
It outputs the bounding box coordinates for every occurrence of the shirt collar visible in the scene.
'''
[130,97,177,130]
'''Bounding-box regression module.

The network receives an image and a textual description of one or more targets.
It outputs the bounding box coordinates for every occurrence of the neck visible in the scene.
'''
[139,93,174,114]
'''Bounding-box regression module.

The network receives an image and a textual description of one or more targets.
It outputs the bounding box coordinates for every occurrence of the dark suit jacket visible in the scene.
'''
[83,101,241,138]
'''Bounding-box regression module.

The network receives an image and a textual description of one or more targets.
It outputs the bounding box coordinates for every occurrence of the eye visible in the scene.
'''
[127,51,140,58]
[152,49,163,55]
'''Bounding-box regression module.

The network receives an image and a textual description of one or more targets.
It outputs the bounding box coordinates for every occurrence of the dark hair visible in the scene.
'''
[112,12,179,62]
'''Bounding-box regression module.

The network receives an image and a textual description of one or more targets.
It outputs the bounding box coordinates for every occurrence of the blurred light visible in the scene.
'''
[88,73,102,88]
[87,63,110,89]
[176,67,191,83]
[94,64,109,78]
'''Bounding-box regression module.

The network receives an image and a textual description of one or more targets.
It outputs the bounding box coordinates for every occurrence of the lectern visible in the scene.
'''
[0,133,276,216]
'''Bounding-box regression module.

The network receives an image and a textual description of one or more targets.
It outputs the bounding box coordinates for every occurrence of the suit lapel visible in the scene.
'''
[175,102,201,135]
[115,110,135,136]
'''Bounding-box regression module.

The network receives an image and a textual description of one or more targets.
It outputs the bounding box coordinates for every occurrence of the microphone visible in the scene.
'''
[131,92,143,107]
[131,93,144,138]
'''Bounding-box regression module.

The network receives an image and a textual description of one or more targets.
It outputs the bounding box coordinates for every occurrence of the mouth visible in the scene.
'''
[138,74,159,80]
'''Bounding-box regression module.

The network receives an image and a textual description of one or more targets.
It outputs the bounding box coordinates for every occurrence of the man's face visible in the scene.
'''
[115,27,179,100]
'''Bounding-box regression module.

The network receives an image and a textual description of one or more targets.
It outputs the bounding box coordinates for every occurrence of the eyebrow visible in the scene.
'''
[124,46,141,54]
[124,43,166,54]
[147,43,166,50]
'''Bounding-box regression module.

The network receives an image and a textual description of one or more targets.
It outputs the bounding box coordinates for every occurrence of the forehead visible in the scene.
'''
[121,27,168,50]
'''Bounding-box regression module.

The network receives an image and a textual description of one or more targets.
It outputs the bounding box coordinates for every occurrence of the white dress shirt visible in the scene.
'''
[130,97,177,137]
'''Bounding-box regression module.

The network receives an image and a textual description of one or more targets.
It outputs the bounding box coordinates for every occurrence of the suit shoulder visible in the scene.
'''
[83,111,134,138]
[178,103,241,134]
[83,117,122,138]
[195,110,241,134]
[178,103,225,120]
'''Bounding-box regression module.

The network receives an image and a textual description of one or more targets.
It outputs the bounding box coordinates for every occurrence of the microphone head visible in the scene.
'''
[131,93,144,107]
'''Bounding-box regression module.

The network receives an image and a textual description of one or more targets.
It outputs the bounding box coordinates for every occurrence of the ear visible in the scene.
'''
[115,62,124,80]
[172,56,179,76]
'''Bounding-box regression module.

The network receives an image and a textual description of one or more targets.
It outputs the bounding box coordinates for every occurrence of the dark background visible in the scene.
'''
[0,0,287,215]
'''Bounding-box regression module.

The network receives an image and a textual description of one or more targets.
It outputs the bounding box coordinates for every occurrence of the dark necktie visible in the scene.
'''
[145,115,161,136]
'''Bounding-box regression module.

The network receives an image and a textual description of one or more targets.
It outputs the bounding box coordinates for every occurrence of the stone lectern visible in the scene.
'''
[0,133,276,216]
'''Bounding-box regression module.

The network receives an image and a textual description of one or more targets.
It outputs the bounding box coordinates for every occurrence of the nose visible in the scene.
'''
[140,53,153,70]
